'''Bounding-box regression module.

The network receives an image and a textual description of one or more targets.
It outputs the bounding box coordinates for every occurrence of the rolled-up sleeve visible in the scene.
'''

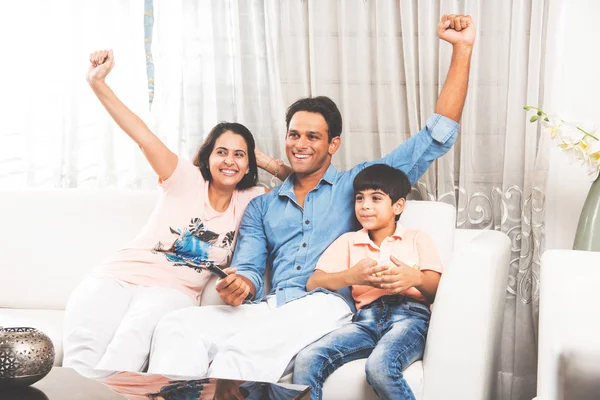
[231,198,268,300]
[352,113,459,185]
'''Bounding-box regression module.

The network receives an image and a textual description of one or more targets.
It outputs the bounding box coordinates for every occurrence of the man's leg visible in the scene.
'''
[147,301,271,377]
[95,285,195,372]
[208,293,352,383]
[365,301,430,400]
[62,277,133,369]
[293,322,376,400]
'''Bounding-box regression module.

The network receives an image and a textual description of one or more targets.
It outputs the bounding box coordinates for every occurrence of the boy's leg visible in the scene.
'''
[365,300,430,400]
[293,321,376,400]
[147,300,271,377]
[208,292,353,383]
[95,285,195,372]
[62,277,134,369]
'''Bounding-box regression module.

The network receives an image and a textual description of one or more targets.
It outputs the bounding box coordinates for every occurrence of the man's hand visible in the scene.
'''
[87,49,114,86]
[215,268,251,306]
[346,258,387,287]
[378,256,423,295]
[438,14,476,47]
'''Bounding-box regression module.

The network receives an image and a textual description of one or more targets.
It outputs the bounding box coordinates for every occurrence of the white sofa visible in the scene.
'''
[536,250,600,400]
[0,189,511,400]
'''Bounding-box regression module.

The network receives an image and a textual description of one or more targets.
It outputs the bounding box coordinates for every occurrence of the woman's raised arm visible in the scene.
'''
[87,49,177,181]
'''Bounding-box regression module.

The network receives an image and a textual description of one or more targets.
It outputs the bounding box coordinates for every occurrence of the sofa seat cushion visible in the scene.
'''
[0,308,65,366]
[281,359,423,400]
[323,359,423,400]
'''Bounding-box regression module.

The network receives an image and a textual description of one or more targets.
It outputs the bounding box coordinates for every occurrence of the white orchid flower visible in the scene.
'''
[542,114,563,139]
[526,106,600,181]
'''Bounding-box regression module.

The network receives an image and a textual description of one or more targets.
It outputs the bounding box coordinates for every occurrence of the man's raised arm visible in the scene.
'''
[435,14,476,122]
[354,14,476,184]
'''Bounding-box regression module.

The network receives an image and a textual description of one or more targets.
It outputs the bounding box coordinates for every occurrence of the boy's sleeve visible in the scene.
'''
[348,114,459,185]
[231,198,268,299]
[315,233,352,273]
[416,231,443,273]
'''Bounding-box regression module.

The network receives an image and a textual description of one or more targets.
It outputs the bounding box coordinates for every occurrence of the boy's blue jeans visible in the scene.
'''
[293,295,430,400]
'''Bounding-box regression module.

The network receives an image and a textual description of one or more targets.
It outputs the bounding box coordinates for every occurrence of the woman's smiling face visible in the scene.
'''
[208,131,250,190]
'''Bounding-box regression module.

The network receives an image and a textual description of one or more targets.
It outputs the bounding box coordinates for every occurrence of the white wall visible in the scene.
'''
[544,0,600,249]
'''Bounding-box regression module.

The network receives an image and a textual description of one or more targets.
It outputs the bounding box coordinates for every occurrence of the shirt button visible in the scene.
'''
[302,243,307,248]
[296,266,301,270]
[305,220,310,225]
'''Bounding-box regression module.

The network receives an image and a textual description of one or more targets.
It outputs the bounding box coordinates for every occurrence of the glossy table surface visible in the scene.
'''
[0,367,310,400]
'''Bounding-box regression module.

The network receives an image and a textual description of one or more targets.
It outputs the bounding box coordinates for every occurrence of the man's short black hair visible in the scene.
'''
[353,164,412,221]
[285,96,342,142]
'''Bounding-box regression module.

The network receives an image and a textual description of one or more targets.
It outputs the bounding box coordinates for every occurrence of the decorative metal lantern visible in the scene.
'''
[0,327,55,388]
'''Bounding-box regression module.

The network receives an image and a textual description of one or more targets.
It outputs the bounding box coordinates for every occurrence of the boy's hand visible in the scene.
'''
[379,255,423,294]
[347,258,387,287]
[215,268,251,306]
[438,14,476,47]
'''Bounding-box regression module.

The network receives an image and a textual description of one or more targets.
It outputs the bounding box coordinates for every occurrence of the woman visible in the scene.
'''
[62,49,289,373]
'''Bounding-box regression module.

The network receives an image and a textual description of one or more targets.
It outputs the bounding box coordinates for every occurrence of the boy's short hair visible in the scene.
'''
[353,164,412,210]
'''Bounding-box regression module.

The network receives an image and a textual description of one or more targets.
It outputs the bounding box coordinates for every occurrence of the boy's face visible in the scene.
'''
[355,189,405,231]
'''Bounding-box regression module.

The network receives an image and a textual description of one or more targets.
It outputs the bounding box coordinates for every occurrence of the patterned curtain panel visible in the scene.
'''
[144,0,155,109]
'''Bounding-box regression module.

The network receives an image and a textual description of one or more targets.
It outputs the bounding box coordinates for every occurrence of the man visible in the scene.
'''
[148,14,475,383]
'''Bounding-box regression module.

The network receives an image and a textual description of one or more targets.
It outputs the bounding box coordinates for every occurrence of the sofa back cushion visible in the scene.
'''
[200,200,457,306]
[0,189,158,310]
[399,200,456,267]
[0,189,456,310]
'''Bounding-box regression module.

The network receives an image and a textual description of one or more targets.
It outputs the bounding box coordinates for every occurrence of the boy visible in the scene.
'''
[293,164,443,400]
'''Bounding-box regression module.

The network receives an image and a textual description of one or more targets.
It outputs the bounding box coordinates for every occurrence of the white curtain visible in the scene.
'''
[149,1,562,399]
[149,0,288,185]
[270,3,561,397]
[0,0,149,188]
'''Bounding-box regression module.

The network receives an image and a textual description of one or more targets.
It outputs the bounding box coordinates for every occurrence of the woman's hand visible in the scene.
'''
[87,49,114,86]
[254,147,271,170]
[255,147,292,182]
[85,49,177,180]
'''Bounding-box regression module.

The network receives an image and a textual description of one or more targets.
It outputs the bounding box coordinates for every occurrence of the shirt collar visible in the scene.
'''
[353,223,406,246]
[277,164,338,197]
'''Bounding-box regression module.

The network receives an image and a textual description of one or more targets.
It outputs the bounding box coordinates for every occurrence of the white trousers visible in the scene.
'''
[147,292,352,382]
[63,276,195,372]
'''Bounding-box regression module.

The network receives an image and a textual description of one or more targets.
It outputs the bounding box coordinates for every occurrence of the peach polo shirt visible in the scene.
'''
[316,223,442,309]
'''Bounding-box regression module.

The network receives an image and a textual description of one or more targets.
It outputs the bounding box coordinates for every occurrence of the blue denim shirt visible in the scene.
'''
[232,114,458,308]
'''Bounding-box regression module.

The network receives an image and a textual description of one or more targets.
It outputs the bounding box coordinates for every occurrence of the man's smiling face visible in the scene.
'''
[285,111,340,178]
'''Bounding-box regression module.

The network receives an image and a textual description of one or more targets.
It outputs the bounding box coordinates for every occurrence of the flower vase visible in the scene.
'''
[573,176,600,251]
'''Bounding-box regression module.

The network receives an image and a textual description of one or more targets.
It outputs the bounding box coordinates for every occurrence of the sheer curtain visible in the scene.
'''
[149,1,561,398]
[0,0,149,188]
[271,2,561,399]
[149,0,288,185]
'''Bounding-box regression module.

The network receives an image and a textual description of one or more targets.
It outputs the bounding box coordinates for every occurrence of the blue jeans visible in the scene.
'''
[293,296,430,400]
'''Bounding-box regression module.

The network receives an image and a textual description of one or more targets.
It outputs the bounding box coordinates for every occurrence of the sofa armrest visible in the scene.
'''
[537,249,600,399]
[422,230,511,400]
